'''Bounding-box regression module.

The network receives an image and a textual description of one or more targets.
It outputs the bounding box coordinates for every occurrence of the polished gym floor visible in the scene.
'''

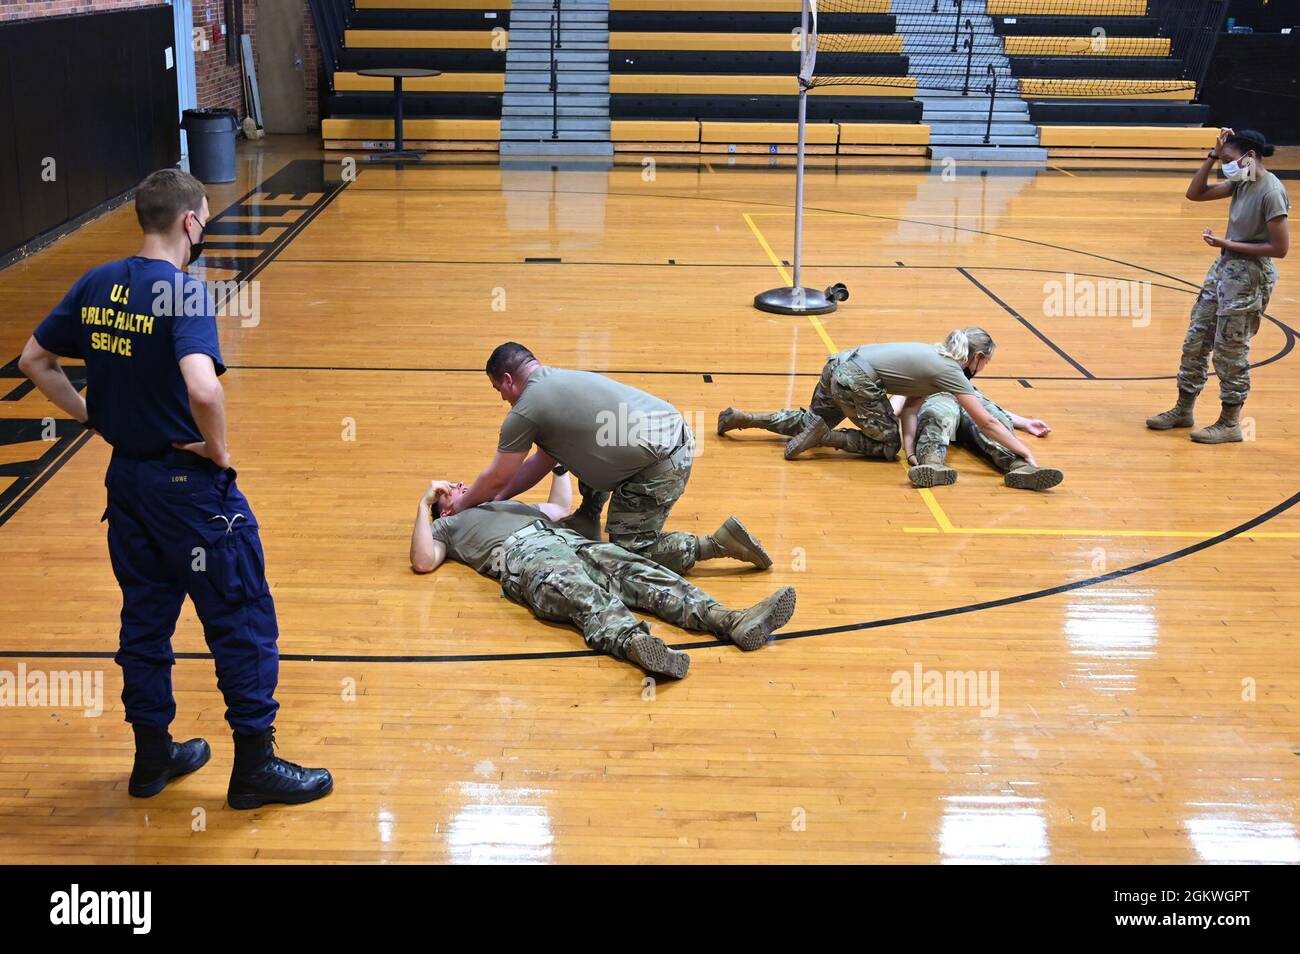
[1,139,1297,863]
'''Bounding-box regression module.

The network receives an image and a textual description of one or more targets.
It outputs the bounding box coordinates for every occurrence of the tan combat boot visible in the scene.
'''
[717,586,798,651]
[1004,460,1065,491]
[698,516,773,569]
[783,418,830,459]
[1146,391,1197,430]
[908,447,958,488]
[1190,404,1243,444]
[625,633,690,679]
[717,407,775,435]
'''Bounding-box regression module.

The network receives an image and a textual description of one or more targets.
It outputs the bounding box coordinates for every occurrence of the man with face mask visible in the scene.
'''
[17,169,333,810]
[1148,127,1290,442]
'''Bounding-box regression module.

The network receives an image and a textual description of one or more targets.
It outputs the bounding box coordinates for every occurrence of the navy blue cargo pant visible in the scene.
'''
[104,451,279,735]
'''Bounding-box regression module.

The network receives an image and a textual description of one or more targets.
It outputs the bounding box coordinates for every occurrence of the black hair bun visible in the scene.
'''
[1231,129,1274,157]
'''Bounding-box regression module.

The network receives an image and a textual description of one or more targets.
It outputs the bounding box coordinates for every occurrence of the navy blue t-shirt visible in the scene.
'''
[33,256,225,457]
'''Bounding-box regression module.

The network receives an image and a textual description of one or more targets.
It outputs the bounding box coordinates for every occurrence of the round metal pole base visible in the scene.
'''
[754,286,838,316]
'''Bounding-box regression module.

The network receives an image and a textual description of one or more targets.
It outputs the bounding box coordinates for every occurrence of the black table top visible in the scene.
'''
[357,68,442,79]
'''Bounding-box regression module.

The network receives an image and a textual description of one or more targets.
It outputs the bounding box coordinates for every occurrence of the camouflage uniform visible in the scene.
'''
[1177,253,1278,405]
[757,353,902,459]
[499,524,726,660]
[916,391,1022,472]
[602,433,700,576]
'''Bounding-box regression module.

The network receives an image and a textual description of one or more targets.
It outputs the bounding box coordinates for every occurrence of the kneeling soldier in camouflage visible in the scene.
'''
[409,472,797,680]
[905,391,1063,491]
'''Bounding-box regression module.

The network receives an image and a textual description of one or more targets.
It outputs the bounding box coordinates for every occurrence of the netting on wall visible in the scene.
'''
[805,0,1227,98]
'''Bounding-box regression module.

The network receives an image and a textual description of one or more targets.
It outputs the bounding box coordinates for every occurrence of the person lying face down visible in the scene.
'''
[408,469,798,680]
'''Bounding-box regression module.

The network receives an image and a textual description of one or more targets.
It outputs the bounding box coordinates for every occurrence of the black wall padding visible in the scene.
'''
[0,7,179,260]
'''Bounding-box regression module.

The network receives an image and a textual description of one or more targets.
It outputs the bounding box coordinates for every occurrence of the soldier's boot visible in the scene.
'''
[1191,403,1243,444]
[709,586,798,651]
[1146,390,1197,430]
[127,724,211,798]
[557,488,610,541]
[1004,459,1065,491]
[717,407,777,435]
[625,633,691,679]
[696,516,773,569]
[783,418,830,460]
[227,727,334,810]
[908,446,958,488]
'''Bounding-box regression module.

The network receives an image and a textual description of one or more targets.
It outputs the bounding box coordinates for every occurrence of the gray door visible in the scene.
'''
[258,0,308,133]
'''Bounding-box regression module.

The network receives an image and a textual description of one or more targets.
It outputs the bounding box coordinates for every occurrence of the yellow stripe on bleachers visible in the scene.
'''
[344,29,505,49]
[611,0,888,10]
[321,118,501,141]
[1020,78,1194,99]
[354,0,510,7]
[838,123,929,145]
[1038,125,1216,148]
[611,32,903,52]
[702,121,840,144]
[334,72,505,93]
[612,120,701,142]
[1004,36,1171,56]
[988,0,1147,14]
[611,74,915,96]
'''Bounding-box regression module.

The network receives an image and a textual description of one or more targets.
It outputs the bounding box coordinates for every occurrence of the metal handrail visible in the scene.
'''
[550,13,559,139]
[983,63,996,144]
[951,0,963,52]
[961,19,974,95]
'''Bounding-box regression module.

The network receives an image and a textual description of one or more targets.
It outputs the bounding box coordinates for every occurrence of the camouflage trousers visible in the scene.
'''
[1177,254,1278,405]
[499,525,725,660]
[916,392,1021,473]
[756,353,902,459]
[600,437,701,576]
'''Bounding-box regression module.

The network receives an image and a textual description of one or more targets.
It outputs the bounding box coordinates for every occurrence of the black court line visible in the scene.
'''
[7,489,1298,664]
[0,429,93,529]
[958,267,1096,379]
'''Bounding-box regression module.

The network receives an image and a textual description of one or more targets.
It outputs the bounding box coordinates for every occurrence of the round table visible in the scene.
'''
[357,68,442,162]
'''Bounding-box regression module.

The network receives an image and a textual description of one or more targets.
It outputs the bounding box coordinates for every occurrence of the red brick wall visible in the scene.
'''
[2,0,320,130]
[0,1,162,21]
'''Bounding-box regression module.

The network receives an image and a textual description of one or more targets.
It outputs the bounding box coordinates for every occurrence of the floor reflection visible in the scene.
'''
[1186,803,1300,864]
[1063,590,1158,693]
[446,783,554,864]
[939,794,1049,864]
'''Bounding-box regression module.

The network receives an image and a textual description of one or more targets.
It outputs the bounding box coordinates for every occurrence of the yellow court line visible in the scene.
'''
[903,526,1300,539]
[742,211,956,533]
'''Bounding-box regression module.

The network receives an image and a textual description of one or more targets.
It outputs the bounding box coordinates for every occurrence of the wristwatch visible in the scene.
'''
[552,464,568,476]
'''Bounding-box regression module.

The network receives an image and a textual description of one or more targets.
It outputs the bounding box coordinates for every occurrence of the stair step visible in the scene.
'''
[931,133,1041,145]
[500,141,614,157]
[929,145,1047,162]
[501,129,611,141]
[928,121,1037,136]
[504,117,610,130]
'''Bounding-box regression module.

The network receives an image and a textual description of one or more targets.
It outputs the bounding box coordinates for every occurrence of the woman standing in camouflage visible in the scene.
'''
[1147,128,1290,443]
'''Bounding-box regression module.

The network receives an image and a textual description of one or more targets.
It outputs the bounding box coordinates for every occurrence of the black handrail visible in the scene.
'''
[550,13,559,139]
[951,0,963,52]
[305,0,350,86]
[961,19,974,95]
[984,63,996,144]
[554,0,563,50]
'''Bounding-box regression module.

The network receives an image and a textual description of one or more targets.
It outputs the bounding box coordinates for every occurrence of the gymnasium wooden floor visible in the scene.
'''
[1,138,1298,864]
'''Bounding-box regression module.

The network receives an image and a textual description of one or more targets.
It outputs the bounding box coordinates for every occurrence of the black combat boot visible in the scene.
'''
[127,724,211,798]
[227,727,333,810]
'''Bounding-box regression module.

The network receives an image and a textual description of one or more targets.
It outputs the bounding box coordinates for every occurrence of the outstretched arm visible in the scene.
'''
[957,393,1038,466]
[1005,409,1051,437]
[410,481,450,573]
[495,448,557,501]
[450,450,528,514]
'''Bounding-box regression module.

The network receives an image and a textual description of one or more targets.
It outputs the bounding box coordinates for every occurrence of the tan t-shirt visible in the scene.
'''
[430,501,551,579]
[842,342,977,398]
[497,366,686,491]
[1227,169,1290,244]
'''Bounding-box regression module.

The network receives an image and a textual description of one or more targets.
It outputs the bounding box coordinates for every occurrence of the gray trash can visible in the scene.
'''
[182,108,238,184]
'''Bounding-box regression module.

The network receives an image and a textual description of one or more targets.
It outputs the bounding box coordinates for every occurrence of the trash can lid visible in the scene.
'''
[183,108,238,119]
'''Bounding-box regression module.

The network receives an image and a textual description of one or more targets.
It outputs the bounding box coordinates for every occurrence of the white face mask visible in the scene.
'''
[1221,157,1252,182]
